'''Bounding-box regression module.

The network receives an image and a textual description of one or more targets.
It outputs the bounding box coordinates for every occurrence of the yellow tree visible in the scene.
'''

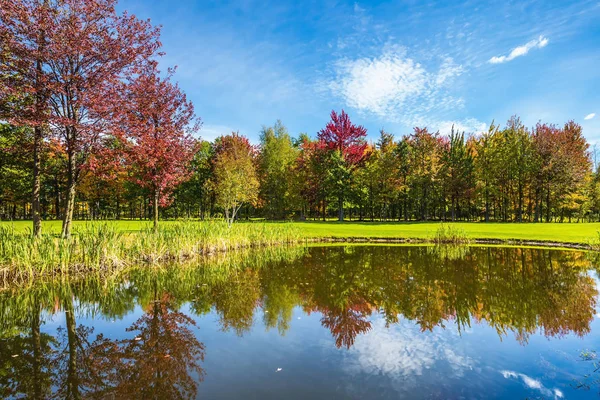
[210,132,259,226]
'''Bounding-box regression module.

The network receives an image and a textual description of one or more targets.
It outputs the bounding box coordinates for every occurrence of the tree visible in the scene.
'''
[172,140,214,219]
[441,127,475,221]
[114,67,199,230]
[296,136,329,220]
[533,121,590,222]
[0,124,33,220]
[406,127,444,220]
[0,0,53,235]
[210,133,259,226]
[373,130,403,220]
[38,0,161,237]
[318,110,367,221]
[258,120,299,219]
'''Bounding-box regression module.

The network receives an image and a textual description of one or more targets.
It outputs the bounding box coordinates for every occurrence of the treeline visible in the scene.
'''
[1,111,597,225]
[0,1,597,233]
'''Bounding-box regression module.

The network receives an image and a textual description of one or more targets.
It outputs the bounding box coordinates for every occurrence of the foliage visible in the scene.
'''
[113,66,199,229]
[209,133,259,226]
[258,120,300,219]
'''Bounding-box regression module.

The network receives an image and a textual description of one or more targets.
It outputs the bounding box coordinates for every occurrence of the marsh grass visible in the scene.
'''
[0,221,303,283]
[587,231,600,252]
[431,223,471,244]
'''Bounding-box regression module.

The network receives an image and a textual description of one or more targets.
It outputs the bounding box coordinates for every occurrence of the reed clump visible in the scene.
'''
[0,221,303,282]
[431,223,471,245]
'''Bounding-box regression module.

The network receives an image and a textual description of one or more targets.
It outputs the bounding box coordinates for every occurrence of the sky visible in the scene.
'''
[117,0,600,144]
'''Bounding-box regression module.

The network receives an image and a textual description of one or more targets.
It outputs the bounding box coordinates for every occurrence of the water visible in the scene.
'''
[1,245,600,399]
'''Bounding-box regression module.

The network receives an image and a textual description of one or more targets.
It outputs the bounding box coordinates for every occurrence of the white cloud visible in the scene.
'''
[489,36,549,64]
[585,113,596,120]
[327,49,465,125]
[500,370,563,399]
[436,118,487,135]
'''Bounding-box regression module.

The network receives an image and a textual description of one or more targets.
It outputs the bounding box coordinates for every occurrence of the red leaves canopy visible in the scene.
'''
[1,0,162,170]
[114,67,199,207]
[318,109,367,165]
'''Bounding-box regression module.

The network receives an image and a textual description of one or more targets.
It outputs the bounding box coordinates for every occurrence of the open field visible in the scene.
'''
[2,219,600,244]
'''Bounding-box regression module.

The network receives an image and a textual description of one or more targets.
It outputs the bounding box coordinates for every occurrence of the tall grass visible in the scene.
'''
[588,231,600,251]
[0,221,303,283]
[431,223,471,245]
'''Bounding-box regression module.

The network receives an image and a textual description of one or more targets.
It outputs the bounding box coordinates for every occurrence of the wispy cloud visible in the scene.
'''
[326,48,465,126]
[435,119,488,135]
[489,35,549,64]
[585,113,596,120]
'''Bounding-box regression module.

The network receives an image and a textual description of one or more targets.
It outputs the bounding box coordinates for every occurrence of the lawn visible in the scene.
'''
[2,219,600,244]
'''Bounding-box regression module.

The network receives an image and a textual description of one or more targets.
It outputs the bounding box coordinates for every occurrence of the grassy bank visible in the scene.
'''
[0,221,302,283]
[1,219,598,285]
[3,219,600,244]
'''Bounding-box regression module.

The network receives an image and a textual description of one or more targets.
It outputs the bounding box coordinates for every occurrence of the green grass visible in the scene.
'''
[0,221,302,283]
[2,219,600,244]
[1,218,598,286]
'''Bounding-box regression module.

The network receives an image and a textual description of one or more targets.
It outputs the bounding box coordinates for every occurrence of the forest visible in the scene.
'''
[1,0,598,239]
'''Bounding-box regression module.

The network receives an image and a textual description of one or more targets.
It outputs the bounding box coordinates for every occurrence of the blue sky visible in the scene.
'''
[118,0,600,143]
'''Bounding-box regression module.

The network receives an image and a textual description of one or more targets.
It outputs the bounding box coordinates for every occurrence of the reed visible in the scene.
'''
[0,221,304,283]
[587,231,600,251]
[431,223,471,245]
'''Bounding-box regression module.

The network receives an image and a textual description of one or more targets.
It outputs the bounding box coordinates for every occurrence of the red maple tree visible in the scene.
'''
[317,110,368,220]
[0,0,54,236]
[3,0,162,237]
[317,109,367,166]
[114,66,199,230]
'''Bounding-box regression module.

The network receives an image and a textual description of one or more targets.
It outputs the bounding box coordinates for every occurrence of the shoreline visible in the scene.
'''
[305,237,591,250]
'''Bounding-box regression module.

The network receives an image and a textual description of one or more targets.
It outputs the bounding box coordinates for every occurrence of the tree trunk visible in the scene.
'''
[546,185,551,222]
[32,19,46,236]
[62,183,76,238]
[61,131,78,238]
[54,175,61,220]
[32,125,43,236]
[518,183,523,222]
[484,185,489,222]
[338,196,344,221]
[153,189,159,231]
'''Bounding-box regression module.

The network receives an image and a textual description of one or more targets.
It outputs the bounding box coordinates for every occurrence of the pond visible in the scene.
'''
[1,245,600,399]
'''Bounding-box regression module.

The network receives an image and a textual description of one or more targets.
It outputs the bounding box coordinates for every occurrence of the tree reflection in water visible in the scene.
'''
[0,245,597,398]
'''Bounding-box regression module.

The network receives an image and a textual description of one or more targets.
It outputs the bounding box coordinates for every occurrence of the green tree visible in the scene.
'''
[258,120,300,219]
[441,127,475,221]
[405,127,444,220]
[210,133,259,226]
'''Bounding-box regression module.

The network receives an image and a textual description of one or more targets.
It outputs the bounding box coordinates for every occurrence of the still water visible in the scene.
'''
[2,245,600,399]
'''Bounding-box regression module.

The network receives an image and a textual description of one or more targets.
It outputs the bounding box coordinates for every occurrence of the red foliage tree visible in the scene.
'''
[0,0,54,235]
[317,110,367,220]
[533,121,590,221]
[114,66,199,230]
[317,110,367,166]
[296,136,329,220]
[4,0,162,237]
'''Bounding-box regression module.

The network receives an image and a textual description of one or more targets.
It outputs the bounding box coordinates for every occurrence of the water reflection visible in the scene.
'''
[0,245,597,399]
